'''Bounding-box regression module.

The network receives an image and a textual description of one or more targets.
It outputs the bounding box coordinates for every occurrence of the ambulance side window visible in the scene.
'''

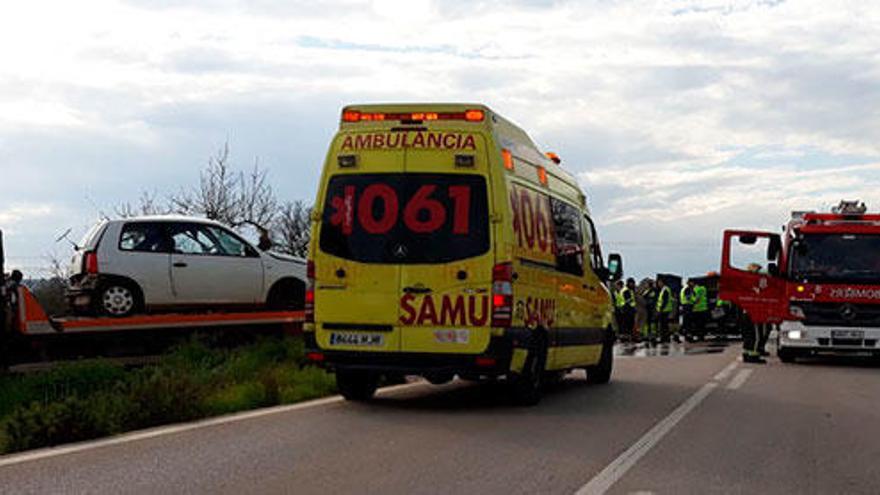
[550,199,585,276]
[583,215,603,271]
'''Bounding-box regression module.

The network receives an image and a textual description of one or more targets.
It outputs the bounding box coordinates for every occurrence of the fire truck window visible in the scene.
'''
[730,235,772,273]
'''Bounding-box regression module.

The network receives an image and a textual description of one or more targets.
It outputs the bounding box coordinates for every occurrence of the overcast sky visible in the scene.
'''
[1,0,879,279]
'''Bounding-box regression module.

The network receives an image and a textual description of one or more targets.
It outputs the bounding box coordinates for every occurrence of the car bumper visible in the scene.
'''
[304,332,514,376]
[779,320,880,353]
[66,275,99,311]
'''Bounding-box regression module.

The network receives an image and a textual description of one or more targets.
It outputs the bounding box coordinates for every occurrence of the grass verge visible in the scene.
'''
[0,336,336,454]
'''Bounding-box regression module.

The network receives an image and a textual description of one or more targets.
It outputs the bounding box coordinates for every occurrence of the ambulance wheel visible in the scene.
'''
[511,332,547,406]
[336,370,379,401]
[425,373,454,385]
[586,329,614,384]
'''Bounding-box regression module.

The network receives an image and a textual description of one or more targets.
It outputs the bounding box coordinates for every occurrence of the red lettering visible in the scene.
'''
[341,135,353,150]
[417,295,438,325]
[373,133,385,149]
[388,133,403,148]
[443,134,457,149]
[358,184,398,234]
[440,295,466,326]
[412,132,426,148]
[521,190,535,248]
[400,294,417,325]
[354,134,372,149]
[468,295,489,326]
[449,185,471,234]
[329,186,355,235]
[462,135,476,150]
[404,185,446,233]
[510,189,522,247]
[427,133,443,148]
[535,195,549,252]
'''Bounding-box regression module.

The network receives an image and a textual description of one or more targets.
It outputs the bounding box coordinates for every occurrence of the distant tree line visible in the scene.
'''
[115,142,312,258]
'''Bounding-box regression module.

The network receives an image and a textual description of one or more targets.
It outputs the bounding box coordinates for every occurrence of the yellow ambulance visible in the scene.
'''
[304,104,622,405]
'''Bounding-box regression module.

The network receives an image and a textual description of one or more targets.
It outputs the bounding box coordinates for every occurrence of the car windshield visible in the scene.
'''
[789,233,880,283]
[319,173,489,264]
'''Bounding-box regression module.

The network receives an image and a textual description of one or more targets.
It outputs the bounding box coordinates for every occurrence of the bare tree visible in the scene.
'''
[273,200,312,258]
[170,142,241,225]
[237,160,278,229]
[115,190,167,218]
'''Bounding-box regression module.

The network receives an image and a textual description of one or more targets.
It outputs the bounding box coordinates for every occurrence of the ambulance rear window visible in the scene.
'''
[319,173,489,264]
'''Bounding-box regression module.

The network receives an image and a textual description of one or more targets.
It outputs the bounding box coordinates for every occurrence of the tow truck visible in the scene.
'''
[720,200,880,362]
[0,229,303,368]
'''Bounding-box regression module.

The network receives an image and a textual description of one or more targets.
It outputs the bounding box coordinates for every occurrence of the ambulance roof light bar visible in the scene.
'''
[831,200,867,215]
[342,109,485,123]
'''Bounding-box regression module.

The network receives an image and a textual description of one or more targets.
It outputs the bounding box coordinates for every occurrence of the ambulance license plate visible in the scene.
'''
[832,330,864,339]
[330,332,384,347]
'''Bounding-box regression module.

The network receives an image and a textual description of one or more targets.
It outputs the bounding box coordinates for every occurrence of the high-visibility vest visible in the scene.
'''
[620,287,636,309]
[693,285,709,312]
[656,286,674,313]
[614,290,626,308]
[680,287,693,306]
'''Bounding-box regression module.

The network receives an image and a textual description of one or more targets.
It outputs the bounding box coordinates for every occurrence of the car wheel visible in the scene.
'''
[267,280,305,310]
[336,370,379,401]
[98,283,139,317]
[510,332,547,406]
[586,329,614,384]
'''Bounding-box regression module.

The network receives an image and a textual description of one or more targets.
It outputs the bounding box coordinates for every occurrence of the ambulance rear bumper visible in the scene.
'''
[304,332,514,376]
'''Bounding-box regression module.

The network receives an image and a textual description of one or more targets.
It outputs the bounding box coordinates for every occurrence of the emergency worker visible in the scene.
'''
[621,278,637,342]
[742,263,766,363]
[613,280,626,339]
[691,282,709,341]
[642,279,657,342]
[655,278,674,343]
[679,281,694,339]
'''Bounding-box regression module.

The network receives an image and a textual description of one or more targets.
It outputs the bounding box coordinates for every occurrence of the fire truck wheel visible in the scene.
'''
[586,328,614,384]
[777,347,797,363]
[336,370,379,401]
[510,331,547,406]
[97,281,142,317]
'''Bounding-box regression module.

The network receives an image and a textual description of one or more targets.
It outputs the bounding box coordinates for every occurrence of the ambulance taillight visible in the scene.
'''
[305,260,315,323]
[491,262,514,327]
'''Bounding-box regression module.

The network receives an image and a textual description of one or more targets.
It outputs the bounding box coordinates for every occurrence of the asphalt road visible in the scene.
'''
[1,341,878,495]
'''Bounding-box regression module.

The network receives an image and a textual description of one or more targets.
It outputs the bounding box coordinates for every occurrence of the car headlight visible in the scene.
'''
[789,305,805,319]
[787,329,803,340]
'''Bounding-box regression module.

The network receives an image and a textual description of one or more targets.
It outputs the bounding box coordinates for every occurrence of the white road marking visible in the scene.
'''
[726,369,754,390]
[712,361,739,382]
[575,359,739,495]
[0,381,427,469]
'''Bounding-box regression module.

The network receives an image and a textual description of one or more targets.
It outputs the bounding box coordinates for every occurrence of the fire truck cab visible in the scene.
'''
[720,201,880,361]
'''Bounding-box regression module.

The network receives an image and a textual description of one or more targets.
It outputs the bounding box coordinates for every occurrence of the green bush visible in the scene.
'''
[0,336,333,454]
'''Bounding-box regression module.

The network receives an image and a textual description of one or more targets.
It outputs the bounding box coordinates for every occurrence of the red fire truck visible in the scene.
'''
[720,200,880,362]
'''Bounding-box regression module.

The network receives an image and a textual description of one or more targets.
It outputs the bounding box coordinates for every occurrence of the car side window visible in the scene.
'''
[550,198,585,277]
[171,224,223,255]
[206,226,254,257]
[170,223,255,257]
[119,222,169,253]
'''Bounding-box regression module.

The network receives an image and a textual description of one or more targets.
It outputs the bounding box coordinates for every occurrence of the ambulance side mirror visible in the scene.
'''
[606,253,623,282]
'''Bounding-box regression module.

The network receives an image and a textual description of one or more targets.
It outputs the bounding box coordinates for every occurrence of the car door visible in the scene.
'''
[719,230,787,324]
[168,222,264,306]
[112,221,173,305]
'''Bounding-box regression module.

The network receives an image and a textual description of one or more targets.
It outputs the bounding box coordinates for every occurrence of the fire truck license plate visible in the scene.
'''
[330,332,384,347]
[832,330,864,339]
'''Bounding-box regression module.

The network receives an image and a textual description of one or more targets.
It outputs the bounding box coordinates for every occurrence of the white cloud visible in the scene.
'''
[0,0,879,277]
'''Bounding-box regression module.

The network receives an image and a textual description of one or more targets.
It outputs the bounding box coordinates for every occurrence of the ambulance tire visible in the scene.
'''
[511,332,547,406]
[586,328,614,384]
[425,373,454,385]
[336,370,379,401]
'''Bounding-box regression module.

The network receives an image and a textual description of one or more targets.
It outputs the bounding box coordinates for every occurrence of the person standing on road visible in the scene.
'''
[621,278,637,342]
[0,270,23,371]
[642,280,658,344]
[680,281,694,340]
[742,263,767,364]
[655,278,674,343]
[691,282,709,341]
